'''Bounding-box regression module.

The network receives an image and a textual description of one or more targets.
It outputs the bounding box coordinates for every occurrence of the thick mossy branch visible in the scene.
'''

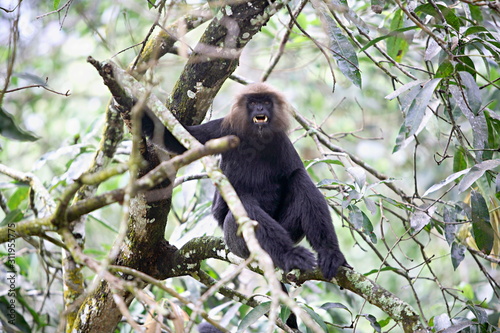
[190,236,425,333]
[130,4,214,75]
[295,268,425,333]
[0,137,238,244]
[167,0,282,125]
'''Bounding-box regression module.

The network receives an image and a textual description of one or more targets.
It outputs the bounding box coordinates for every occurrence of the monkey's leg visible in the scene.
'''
[279,169,349,280]
[223,196,316,273]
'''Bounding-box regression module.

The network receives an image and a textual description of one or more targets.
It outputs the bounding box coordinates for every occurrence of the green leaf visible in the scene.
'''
[483,110,500,161]
[393,78,441,152]
[360,26,418,53]
[347,166,366,189]
[451,241,466,269]
[304,158,344,170]
[317,10,361,87]
[361,210,377,243]
[459,71,482,115]
[0,107,39,142]
[410,205,436,233]
[467,304,488,324]
[320,302,349,311]
[455,56,475,78]
[415,3,461,31]
[457,159,500,193]
[386,9,408,62]
[403,78,441,137]
[453,146,468,172]
[423,168,470,197]
[463,26,490,37]
[443,206,457,246]
[468,3,483,23]
[361,314,381,332]
[349,205,363,229]
[236,302,271,332]
[0,209,24,227]
[470,190,494,253]
[302,305,329,333]
[348,205,377,243]
[385,79,424,100]
[0,296,32,333]
[435,60,454,78]
[363,266,399,276]
[7,186,30,211]
[53,0,61,9]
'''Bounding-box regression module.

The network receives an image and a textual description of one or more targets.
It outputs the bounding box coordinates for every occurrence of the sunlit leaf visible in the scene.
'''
[349,205,363,229]
[236,302,270,332]
[304,158,344,170]
[443,206,457,246]
[423,168,470,197]
[386,9,408,62]
[363,197,377,215]
[320,302,349,311]
[7,186,30,211]
[384,79,423,100]
[457,159,500,193]
[316,8,361,87]
[330,0,369,34]
[467,304,488,324]
[393,79,441,152]
[451,241,466,269]
[410,205,436,233]
[425,36,442,61]
[347,166,366,189]
[302,305,329,332]
[403,79,441,138]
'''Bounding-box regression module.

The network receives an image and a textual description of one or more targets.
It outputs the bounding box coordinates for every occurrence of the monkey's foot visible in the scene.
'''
[281,246,316,273]
[318,249,348,280]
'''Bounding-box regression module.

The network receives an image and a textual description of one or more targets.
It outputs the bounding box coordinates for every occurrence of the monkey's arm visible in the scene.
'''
[279,167,348,280]
[142,112,225,154]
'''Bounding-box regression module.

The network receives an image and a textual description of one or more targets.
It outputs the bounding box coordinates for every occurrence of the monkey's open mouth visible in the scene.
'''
[253,115,269,124]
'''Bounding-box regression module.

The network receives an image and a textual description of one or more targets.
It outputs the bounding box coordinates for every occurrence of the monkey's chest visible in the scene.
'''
[221,156,285,213]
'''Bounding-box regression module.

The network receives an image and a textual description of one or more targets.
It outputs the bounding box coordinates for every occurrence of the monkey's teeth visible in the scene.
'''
[253,115,269,123]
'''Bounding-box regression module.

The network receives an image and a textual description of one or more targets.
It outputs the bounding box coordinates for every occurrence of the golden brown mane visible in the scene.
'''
[222,83,291,134]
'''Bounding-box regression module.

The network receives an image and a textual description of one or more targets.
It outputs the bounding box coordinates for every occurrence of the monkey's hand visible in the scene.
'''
[281,246,316,273]
[318,249,350,281]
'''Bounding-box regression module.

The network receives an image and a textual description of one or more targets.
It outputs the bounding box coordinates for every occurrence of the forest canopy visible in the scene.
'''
[0,0,499,332]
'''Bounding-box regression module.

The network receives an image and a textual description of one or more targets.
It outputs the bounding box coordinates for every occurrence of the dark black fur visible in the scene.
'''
[143,84,348,280]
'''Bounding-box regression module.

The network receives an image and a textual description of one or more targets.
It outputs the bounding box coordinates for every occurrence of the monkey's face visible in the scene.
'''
[245,94,274,134]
